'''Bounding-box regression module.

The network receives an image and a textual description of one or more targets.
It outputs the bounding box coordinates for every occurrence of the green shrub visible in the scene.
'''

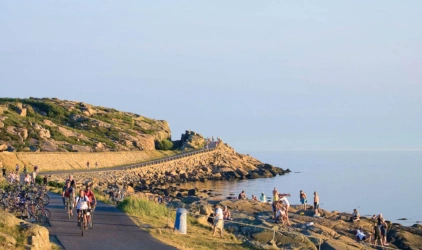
[156,139,173,150]
[117,196,170,219]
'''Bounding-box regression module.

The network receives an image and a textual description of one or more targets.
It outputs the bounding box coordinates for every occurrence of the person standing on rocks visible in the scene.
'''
[280,195,291,226]
[272,188,279,202]
[212,204,224,238]
[313,191,319,210]
[300,190,307,210]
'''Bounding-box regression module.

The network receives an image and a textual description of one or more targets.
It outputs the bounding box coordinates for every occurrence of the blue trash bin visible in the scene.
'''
[174,208,188,234]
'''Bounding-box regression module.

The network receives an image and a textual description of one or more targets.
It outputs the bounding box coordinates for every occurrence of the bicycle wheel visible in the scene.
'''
[88,212,93,229]
[42,193,50,205]
[43,208,51,220]
[35,197,44,208]
[81,214,85,236]
[35,209,48,224]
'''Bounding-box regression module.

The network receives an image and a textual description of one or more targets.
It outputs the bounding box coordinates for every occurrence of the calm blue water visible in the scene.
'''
[182,151,422,226]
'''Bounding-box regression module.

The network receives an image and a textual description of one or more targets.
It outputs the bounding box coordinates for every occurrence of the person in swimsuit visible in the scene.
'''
[352,209,360,222]
[272,188,279,202]
[299,190,307,210]
[313,191,319,210]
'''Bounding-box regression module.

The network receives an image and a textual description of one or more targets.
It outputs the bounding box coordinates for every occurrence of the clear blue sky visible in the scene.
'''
[1,1,421,151]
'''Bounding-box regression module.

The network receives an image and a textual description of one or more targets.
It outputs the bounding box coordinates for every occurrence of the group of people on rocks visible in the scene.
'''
[352,210,390,247]
[2,163,40,185]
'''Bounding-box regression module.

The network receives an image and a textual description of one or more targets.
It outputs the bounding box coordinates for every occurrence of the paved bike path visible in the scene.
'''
[47,192,176,250]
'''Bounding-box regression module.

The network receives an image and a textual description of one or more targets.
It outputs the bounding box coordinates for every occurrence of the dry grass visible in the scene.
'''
[118,196,254,250]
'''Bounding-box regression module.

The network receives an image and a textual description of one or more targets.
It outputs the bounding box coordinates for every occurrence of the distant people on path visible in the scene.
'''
[212,204,224,238]
[238,191,247,200]
[95,162,98,169]
[23,165,27,174]
[15,164,20,173]
[300,190,307,210]
[8,171,16,183]
[32,171,37,183]
[259,193,267,202]
[43,175,48,185]
[272,187,279,202]
[87,161,90,170]
[223,205,232,220]
[24,173,31,185]
[313,191,319,210]
[34,165,39,174]
[2,165,6,177]
[351,209,360,222]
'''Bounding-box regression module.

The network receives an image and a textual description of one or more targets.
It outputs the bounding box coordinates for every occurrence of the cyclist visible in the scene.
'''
[67,175,76,188]
[84,185,97,211]
[62,181,74,215]
[75,189,91,229]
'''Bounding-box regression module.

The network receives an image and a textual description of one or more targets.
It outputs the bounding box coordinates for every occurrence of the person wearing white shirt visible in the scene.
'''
[279,196,291,226]
[356,227,367,241]
[75,190,91,228]
[212,204,224,238]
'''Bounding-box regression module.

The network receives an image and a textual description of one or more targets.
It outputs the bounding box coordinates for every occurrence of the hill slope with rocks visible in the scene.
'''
[0,97,171,152]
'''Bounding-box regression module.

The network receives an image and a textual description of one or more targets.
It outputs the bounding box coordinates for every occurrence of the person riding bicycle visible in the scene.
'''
[75,189,91,229]
[84,185,97,211]
[67,175,76,188]
[62,181,74,215]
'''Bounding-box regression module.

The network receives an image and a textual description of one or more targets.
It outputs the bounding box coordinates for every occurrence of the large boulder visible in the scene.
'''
[40,141,58,152]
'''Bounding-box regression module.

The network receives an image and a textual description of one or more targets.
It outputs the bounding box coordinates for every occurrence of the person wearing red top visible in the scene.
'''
[84,185,97,211]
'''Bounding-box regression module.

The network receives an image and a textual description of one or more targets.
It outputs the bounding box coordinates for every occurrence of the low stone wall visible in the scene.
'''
[0,150,176,172]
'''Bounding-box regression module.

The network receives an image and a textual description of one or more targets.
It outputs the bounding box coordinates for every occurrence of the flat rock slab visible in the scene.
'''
[47,192,176,250]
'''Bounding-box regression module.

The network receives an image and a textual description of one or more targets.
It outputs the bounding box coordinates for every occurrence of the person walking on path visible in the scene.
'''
[95,162,98,169]
[313,191,319,210]
[15,164,20,173]
[2,165,6,177]
[212,204,224,238]
[87,161,90,170]
[300,190,307,210]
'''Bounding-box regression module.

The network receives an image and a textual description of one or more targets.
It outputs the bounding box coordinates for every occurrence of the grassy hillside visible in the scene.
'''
[0,97,171,152]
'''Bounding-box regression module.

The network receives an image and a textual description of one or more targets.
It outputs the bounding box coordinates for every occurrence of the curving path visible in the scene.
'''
[47,192,176,250]
[41,141,218,175]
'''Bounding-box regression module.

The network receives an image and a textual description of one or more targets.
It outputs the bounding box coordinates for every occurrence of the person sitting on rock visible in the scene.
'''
[351,208,360,222]
[252,195,258,201]
[355,227,367,242]
[223,206,232,220]
[259,193,267,202]
[238,191,247,200]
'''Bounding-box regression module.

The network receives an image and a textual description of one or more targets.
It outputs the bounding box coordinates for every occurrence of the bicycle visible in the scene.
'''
[63,196,73,219]
[78,209,89,236]
[86,208,93,230]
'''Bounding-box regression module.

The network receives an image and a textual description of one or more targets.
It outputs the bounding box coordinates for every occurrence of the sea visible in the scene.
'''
[178,150,422,226]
